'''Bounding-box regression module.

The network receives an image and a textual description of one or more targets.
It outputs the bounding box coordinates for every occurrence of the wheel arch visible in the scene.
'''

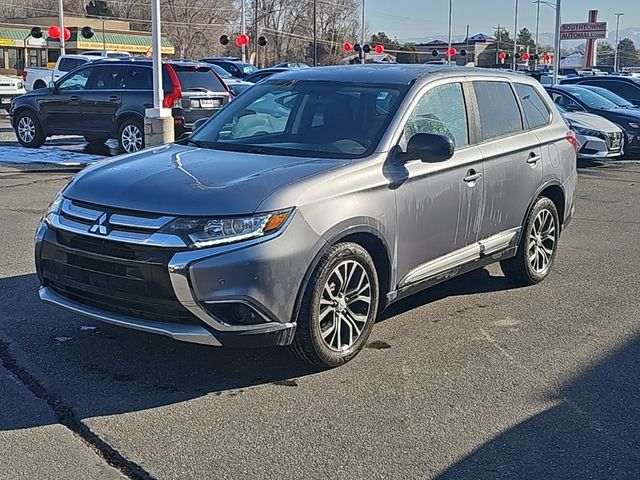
[116,112,144,132]
[291,225,393,325]
[522,181,566,235]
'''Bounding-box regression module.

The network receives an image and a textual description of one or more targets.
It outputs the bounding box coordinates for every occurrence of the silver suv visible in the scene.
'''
[36,66,577,367]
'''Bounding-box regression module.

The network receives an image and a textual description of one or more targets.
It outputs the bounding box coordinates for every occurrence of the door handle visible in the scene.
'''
[463,170,482,184]
[109,96,120,102]
[69,95,79,102]
[527,153,542,164]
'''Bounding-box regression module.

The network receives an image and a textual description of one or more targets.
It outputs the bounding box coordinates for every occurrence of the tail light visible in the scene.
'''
[566,131,579,154]
[163,64,182,108]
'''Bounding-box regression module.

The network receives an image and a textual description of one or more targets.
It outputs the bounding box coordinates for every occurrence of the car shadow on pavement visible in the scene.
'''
[380,266,518,321]
[436,333,640,479]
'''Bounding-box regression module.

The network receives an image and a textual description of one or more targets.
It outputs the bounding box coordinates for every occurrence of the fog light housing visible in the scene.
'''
[203,302,267,325]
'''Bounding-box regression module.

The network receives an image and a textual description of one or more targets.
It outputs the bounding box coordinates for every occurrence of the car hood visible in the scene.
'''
[64,143,347,216]
[563,111,621,132]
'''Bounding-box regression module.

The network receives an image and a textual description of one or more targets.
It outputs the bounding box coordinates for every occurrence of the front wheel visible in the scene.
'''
[15,111,46,148]
[290,242,379,368]
[118,118,144,153]
[501,196,560,285]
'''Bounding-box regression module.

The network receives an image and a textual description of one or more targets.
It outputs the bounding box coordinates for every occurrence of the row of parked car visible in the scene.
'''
[12,55,304,152]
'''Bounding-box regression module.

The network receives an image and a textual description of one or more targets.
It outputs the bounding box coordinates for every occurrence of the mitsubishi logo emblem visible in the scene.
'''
[89,213,110,235]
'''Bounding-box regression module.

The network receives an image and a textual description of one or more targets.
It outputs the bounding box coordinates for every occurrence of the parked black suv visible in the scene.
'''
[11,59,231,153]
[560,76,640,107]
[199,57,259,79]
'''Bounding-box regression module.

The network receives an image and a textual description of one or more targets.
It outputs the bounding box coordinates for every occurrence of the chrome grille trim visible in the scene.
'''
[109,213,174,230]
[61,198,101,222]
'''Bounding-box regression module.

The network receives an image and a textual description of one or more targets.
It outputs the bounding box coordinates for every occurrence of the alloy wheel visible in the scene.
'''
[319,260,372,352]
[528,208,556,274]
[18,116,36,143]
[121,124,143,153]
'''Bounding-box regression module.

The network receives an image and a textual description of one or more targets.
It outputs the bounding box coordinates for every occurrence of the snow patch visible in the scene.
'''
[54,336,72,343]
[0,145,105,166]
[80,325,97,331]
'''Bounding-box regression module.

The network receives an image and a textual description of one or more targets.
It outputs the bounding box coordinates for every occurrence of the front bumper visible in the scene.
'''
[576,134,622,159]
[35,210,324,348]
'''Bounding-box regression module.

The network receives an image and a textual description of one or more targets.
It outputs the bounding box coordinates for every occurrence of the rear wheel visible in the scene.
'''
[15,111,46,148]
[118,118,144,153]
[501,196,560,285]
[290,242,379,368]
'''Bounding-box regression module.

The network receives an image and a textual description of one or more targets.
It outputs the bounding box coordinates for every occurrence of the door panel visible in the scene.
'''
[40,67,93,135]
[82,66,129,135]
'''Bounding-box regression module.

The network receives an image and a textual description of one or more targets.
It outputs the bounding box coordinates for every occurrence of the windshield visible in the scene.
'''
[562,86,619,110]
[241,63,259,75]
[583,86,635,108]
[172,66,226,92]
[191,80,408,159]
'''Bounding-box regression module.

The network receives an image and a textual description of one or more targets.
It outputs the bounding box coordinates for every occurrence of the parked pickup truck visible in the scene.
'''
[24,52,131,91]
[0,73,25,111]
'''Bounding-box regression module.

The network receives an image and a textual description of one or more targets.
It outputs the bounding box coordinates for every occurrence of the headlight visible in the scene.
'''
[573,126,603,138]
[162,209,292,248]
[43,191,63,225]
[17,81,23,90]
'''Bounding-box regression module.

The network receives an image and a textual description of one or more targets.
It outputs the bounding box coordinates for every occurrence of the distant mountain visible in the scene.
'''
[399,27,640,47]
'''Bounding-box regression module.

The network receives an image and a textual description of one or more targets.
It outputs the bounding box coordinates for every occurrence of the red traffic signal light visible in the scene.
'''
[235,34,249,47]
[543,53,551,62]
[63,28,71,41]
[48,25,61,39]
[374,44,384,54]
[521,52,530,61]
[498,51,507,60]
[447,48,457,56]
[343,42,353,52]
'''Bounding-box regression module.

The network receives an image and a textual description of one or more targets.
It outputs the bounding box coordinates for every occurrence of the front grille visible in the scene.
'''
[41,228,200,326]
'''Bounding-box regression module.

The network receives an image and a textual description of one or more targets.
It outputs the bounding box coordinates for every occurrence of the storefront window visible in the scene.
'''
[8,48,24,70]
[28,49,39,67]
[0,48,5,69]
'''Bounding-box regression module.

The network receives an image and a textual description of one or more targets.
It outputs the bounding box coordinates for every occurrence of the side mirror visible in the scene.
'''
[404,133,454,163]
[48,81,58,92]
[193,117,208,131]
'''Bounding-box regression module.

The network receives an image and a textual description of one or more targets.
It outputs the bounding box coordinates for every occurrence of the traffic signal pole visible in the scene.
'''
[58,0,65,55]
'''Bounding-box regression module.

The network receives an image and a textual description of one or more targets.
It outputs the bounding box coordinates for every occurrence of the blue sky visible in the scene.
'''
[365,0,640,40]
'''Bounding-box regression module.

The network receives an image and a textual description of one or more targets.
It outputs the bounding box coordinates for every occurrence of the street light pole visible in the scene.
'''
[613,12,624,71]
[551,0,561,85]
[313,0,317,66]
[513,0,519,69]
[58,0,65,55]
[534,0,540,65]
[447,0,453,63]
[102,18,106,51]
[241,0,246,63]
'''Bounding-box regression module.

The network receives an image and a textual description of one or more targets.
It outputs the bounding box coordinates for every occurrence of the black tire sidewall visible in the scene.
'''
[15,111,45,148]
[298,243,379,367]
[118,118,144,153]
[521,197,560,283]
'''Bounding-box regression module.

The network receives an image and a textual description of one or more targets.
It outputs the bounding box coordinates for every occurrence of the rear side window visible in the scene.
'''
[404,82,469,148]
[171,66,226,92]
[58,58,87,72]
[473,81,523,140]
[90,66,129,89]
[514,83,551,129]
[127,66,152,89]
[594,81,640,101]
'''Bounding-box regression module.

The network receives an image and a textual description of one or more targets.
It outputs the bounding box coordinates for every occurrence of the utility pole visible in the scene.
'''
[254,0,258,66]
[241,0,246,63]
[447,0,453,63]
[513,0,519,69]
[613,12,624,71]
[58,0,65,55]
[534,0,540,67]
[465,24,470,64]
[313,0,317,66]
[494,24,502,65]
[551,0,561,84]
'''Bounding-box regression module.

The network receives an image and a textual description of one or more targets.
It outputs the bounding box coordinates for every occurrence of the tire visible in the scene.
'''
[15,110,46,148]
[501,196,560,286]
[84,135,108,145]
[118,118,144,153]
[290,242,379,368]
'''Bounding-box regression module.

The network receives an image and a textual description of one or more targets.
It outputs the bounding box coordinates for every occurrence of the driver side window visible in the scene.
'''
[550,92,583,111]
[58,67,93,91]
[404,82,469,149]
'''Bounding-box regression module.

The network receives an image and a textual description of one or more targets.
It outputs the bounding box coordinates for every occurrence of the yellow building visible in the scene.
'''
[0,15,175,75]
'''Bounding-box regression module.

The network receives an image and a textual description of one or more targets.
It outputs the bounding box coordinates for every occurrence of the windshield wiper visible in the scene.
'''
[186,87,210,92]
[246,146,267,154]
[185,138,210,149]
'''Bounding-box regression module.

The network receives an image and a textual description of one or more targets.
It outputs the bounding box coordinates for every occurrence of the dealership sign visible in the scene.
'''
[560,22,607,40]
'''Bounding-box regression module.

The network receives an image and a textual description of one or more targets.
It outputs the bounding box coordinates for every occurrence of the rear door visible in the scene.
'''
[81,65,130,136]
[40,65,93,134]
[473,80,543,241]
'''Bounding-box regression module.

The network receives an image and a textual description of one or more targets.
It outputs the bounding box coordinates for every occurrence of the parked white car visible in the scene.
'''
[24,54,103,91]
[0,74,25,111]
[558,104,624,159]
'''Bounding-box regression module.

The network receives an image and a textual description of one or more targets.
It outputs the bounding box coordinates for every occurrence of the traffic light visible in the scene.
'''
[459,49,467,56]
[498,51,507,60]
[363,44,371,53]
[447,48,457,56]
[220,35,229,45]
[354,43,362,52]
[258,36,267,46]
[235,34,249,47]
[374,44,384,54]
[343,43,353,52]
[533,54,540,60]
[432,49,438,57]
[514,52,521,59]
[30,27,43,39]
[521,52,530,61]
[81,26,94,39]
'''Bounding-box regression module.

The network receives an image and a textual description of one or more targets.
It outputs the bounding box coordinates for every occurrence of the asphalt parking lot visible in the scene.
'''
[0,160,639,479]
